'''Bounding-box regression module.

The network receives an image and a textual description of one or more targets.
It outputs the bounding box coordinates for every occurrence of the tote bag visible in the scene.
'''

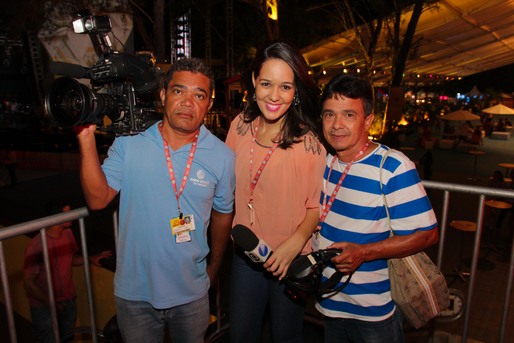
[380,150,450,329]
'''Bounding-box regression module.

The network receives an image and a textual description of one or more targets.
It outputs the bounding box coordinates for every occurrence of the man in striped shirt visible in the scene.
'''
[315,73,438,343]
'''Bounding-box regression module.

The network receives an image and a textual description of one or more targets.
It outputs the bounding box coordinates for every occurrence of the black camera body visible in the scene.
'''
[44,10,161,135]
[285,248,352,301]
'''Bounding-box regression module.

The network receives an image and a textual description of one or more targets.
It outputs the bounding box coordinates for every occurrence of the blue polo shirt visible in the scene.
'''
[102,122,235,309]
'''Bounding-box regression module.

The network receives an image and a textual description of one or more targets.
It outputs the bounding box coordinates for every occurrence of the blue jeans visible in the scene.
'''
[229,251,305,343]
[30,299,77,343]
[324,309,404,343]
[115,294,209,343]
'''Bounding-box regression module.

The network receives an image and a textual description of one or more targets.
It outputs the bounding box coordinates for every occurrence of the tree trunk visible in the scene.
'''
[390,0,424,87]
[384,0,425,132]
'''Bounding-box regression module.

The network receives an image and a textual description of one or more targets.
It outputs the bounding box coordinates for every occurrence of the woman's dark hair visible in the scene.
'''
[320,73,373,117]
[242,41,321,149]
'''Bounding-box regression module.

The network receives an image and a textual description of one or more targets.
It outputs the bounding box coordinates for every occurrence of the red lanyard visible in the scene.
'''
[159,122,199,217]
[248,118,283,225]
[317,141,370,230]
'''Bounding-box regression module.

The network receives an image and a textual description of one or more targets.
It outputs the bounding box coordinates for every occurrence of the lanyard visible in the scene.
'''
[159,122,199,217]
[317,141,370,230]
[248,118,283,225]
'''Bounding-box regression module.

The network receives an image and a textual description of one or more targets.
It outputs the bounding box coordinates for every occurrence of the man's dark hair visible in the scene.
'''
[321,73,373,117]
[163,58,215,97]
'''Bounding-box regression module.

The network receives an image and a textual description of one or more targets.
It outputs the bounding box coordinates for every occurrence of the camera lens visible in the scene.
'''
[45,77,95,126]
[45,77,122,127]
[62,89,84,115]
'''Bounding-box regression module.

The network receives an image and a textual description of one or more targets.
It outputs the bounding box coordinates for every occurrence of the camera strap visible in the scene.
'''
[317,271,353,300]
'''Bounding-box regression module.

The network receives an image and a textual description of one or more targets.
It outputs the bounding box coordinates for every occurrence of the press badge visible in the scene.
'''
[312,230,320,251]
[170,214,195,243]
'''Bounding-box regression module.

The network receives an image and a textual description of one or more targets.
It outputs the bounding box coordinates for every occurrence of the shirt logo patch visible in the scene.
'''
[190,169,209,187]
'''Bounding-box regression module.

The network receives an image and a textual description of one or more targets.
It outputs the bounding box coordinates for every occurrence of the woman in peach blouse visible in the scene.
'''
[225,41,326,343]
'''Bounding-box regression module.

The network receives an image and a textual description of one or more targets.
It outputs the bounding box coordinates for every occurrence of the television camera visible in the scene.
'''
[44,10,162,135]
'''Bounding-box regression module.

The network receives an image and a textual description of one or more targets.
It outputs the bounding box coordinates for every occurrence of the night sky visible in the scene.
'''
[450,63,514,95]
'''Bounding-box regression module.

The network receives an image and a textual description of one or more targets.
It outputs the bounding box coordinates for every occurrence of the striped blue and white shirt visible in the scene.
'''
[315,144,437,322]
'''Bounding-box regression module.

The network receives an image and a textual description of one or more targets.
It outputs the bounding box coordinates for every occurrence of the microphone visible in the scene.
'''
[49,61,90,79]
[231,224,272,263]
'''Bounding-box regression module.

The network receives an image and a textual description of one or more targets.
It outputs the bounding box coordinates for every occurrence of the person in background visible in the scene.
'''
[496,118,506,132]
[419,150,433,180]
[486,170,509,240]
[482,117,493,137]
[471,126,483,145]
[420,123,432,147]
[3,145,17,186]
[315,73,438,343]
[226,41,326,343]
[74,58,235,343]
[23,200,111,343]
[488,170,506,189]
[458,120,473,143]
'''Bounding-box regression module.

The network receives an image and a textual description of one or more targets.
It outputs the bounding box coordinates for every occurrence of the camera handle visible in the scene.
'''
[89,31,114,58]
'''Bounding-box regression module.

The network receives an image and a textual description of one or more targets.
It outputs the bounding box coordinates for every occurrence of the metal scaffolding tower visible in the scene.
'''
[226,0,234,77]
[170,9,192,63]
[26,32,45,110]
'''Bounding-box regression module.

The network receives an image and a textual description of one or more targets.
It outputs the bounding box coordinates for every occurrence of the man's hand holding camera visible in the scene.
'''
[328,241,367,273]
[72,124,97,137]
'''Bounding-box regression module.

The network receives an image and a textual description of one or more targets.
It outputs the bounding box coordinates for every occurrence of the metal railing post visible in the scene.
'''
[78,217,98,343]
[40,228,61,342]
[0,207,90,343]
[499,227,514,342]
[0,241,17,342]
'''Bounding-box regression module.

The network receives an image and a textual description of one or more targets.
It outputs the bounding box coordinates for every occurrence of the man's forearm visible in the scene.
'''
[77,127,115,209]
[207,210,233,282]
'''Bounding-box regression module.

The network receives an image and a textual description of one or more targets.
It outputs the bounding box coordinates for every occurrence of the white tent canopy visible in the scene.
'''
[301,0,514,86]
[466,86,483,98]
[442,110,481,121]
[482,104,514,116]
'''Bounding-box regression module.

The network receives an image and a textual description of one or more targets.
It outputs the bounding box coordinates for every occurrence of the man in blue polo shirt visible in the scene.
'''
[75,58,235,343]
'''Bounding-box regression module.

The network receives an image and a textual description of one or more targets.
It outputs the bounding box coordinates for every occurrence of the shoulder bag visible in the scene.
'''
[380,150,450,329]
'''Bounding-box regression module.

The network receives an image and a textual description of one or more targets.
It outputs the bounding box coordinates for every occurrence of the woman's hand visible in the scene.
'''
[263,235,304,280]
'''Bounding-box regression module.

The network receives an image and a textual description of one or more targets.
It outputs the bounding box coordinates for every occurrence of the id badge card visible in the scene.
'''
[170,214,196,243]
[312,230,320,251]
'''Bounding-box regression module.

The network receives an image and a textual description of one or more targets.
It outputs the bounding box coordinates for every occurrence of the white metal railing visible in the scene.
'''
[1,181,514,342]
[0,207,98,343]
[422,180,514,343]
